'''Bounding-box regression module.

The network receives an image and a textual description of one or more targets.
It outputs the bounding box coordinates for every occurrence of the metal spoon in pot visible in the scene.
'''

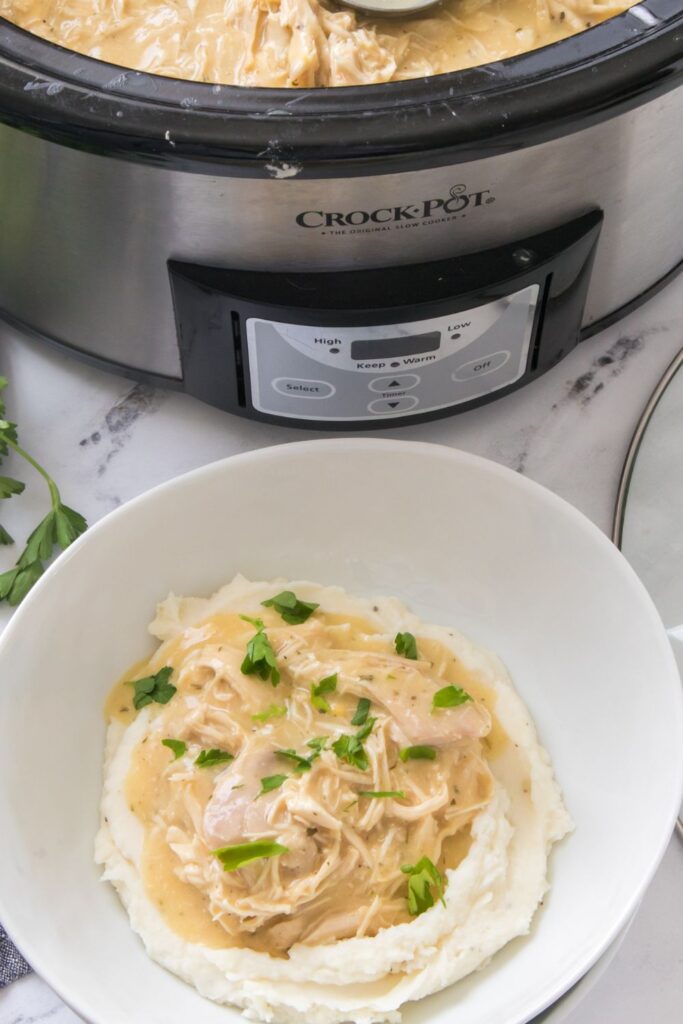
[339,0,440,15]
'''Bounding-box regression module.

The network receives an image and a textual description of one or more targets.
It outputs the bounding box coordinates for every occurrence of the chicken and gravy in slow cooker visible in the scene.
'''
[2,0,637,87]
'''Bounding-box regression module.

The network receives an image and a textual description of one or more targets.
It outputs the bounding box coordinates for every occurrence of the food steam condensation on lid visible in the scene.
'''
[2,0,637,88]
[96,576,572,1024]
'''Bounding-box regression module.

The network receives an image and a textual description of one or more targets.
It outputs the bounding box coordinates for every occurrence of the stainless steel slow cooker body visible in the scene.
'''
[0,1,682,428]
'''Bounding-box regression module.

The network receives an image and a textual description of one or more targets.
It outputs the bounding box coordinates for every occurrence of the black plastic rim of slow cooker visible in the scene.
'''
[0,0,681,171]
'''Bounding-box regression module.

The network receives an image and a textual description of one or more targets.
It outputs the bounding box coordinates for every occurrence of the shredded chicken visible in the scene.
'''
[2,0,637,87]
[123,611,498,952]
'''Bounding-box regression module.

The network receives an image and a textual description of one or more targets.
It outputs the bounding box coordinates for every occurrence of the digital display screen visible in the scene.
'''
[350,332,441,361]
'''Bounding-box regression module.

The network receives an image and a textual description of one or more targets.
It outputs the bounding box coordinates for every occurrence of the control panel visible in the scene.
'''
[169,209,603,428]
[246,286,538,421]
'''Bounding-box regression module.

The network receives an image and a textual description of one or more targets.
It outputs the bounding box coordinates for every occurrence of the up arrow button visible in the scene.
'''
[368,373,420,393]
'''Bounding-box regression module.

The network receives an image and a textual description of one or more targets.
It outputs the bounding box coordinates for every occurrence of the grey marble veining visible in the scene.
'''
[1,276,682,1023]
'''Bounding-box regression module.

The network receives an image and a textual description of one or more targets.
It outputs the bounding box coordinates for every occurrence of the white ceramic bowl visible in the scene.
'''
[0,439,680,1024]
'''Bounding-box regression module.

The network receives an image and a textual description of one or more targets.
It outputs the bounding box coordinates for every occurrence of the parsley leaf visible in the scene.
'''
[0,475,25,500]
[432,685,472,710]
[251,704,287,723]
[358,790,406,799]
[395,632,418,659]
[277,748,316,773]
[310,673,337,714]
[258,774,288,796]
[195,748,234,768]
[162,739,187,760]
[0,378,87,606]
[0,560,43,605]
[261,590,319,625]
[401,856,446,916]
[399,745,437,762]
[351,697,371,726]
[306,737,328,753]
[131,666,176,710]
[354,717,376,742]
[213,840,289,872]
[332,717,376,772]
[240,616,280,686]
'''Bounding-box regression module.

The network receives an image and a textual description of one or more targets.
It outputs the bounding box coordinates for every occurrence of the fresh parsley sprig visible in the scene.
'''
[401,856,446,916]
[276,736,327,773]
[240,616,280,686]
[258,774,288,796]
[351,697,371,726]
[310,673,337,713]
[195,748,234,768]
[399,745,437,762]
[162,739,187,760]
[251,704,287,723]
[358,790,406,800]
[432,684,472,710]
[332,717,376,772]
[261,590,319,625]
[213,840,289,872]
[395,632,418,659]
[0,378,87,605]
[277,748,317,773]
[130,666,176,710]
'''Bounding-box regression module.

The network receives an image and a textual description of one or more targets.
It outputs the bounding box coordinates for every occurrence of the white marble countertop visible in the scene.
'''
[0,280,682,1024]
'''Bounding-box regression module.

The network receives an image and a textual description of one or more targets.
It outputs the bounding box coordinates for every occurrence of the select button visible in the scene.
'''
[368,374,420,393]
[272,378,336,399]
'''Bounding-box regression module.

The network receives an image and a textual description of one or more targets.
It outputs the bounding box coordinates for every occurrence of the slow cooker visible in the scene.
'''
[0,1,682,429]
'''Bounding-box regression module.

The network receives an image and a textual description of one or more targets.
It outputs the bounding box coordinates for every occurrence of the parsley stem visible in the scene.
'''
[4,437,60,508]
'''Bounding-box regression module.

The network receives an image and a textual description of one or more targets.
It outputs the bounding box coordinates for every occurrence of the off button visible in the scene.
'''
[272,378,335,399]
[452,351,510,381]
[368,374,420,393]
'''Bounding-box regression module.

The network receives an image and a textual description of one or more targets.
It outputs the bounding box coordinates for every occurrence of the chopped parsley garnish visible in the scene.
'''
[261,590,319,625]
[162,739,186,760]
[130,666,176,710]
[310,673,337,713]
[332,717,376,772]
[258,774,288,796]
[399,745,437,762]
[351,697,371,726]
[251,704,287,723]
[306,737,328,753]
[401,856,446,916]
[432,684,472,710]
[395,632,418,659]
[358,790,406,800]
[240,616,280,686]
[213,840,289,872]
[194,748,234,768]
[277,748,316,773]
[354,717,376,742]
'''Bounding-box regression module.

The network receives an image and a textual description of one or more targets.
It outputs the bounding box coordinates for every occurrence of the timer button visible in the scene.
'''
[368,374,420,393]
[452,351,510,382]
[272,378,336,399]
[367,395,419,415]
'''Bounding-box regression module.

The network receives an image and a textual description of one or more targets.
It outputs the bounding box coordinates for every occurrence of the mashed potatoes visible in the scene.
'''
[2,0,635,87]
[96,576,572,1023]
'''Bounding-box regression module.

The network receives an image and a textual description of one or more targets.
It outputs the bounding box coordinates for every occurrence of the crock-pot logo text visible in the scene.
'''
[295,184,495,231]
